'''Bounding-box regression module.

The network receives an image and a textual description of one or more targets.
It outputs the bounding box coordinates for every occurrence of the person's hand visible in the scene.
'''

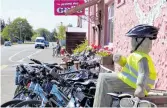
[134,85,145,98]
[113,54,122,63]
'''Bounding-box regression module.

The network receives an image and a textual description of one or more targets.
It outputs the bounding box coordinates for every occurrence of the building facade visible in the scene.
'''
[88,0,167,90]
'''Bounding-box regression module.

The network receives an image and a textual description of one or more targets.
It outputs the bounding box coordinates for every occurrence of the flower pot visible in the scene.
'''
[101,55,114,65]
[101,55,114,71]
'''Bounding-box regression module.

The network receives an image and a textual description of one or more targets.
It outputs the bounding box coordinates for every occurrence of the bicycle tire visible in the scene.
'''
[14,85,23,96]
[1,99,23,107]
[14,100,42,107]
[13,91,30,100]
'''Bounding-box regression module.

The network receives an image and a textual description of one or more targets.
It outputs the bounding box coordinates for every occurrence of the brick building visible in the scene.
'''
[66,0,167,90]
[91,0,167,91]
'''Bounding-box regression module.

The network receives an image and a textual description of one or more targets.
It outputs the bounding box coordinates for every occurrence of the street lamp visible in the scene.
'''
[18,21,23,41]
[18,21,26,42]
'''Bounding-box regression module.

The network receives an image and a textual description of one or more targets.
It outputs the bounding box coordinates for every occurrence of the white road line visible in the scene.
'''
[27,50,42,58]
[18,50,42,62]
[8,49,28,62]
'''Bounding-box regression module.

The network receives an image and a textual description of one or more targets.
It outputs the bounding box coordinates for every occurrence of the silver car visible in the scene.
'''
[4,41,12,46]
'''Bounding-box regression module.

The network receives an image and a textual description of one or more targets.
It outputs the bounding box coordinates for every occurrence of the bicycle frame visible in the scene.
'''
[32,83,70,107]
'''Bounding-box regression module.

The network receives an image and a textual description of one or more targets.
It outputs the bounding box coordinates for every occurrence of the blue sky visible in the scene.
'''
[1,0,88,31]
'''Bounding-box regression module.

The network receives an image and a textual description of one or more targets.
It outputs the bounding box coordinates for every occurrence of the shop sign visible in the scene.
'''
[54,0,85,15]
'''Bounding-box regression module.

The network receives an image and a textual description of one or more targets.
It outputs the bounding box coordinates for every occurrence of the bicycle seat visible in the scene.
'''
[74,80,96,87]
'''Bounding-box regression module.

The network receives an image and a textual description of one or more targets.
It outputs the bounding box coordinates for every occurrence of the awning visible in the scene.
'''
[65,0,101,15]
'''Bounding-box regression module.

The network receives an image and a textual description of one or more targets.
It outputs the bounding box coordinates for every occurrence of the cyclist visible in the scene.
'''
[53,41,61,57]
[93,24,159,107]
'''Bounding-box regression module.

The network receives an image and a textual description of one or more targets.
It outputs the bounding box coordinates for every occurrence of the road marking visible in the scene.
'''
[0,65,8,70]
[27,49,42,58]
[8,49,28,62]
[18,49,42,62]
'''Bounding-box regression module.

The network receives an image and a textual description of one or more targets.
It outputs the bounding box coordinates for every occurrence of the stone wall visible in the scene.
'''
[113,0,167,90]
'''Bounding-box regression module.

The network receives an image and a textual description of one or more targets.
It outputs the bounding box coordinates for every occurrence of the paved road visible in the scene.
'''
[0,43,62,104]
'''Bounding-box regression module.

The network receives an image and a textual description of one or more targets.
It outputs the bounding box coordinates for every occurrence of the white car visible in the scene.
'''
[4,41,12,46]
[35,37,45,49]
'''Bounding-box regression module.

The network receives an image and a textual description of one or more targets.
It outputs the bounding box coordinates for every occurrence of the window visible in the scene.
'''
[36,39,44,43]
[106,3,114,44]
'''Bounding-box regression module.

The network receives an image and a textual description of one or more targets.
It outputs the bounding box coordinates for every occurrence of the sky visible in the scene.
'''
[1,0,88,31]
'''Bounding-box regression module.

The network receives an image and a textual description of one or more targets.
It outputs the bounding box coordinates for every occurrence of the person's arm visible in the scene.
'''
[113,54,127,67]
[134,57,149,97]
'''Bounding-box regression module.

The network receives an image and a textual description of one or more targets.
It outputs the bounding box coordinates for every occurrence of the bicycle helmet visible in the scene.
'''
[126,24,159,53]
[126,24,159,40]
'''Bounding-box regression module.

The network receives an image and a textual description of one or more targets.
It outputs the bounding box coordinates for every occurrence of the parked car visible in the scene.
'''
[35,37,45,49]
[17,40,23,44]
[4,41,12,46]
[44,41,49,47]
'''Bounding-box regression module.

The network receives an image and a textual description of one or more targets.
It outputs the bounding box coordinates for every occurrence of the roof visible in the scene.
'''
[66,27,87,33]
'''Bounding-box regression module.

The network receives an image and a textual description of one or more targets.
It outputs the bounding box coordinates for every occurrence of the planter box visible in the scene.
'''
[101,55,114,71]
[101,55,114,65]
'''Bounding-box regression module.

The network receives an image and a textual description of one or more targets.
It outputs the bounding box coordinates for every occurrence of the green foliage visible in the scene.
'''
[96,50,112,57]
[31,32,40,41]
[57,24,66,40]
[50,28,57,42]
[1,25,11,41]
[1,17,33,42]
[33,28,51,41]
[52,28,57,37]
[36,28,50,36]
[73,40,89,54]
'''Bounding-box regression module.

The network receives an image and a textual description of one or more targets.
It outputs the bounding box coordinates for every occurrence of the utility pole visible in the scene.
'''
[19,22,22,41]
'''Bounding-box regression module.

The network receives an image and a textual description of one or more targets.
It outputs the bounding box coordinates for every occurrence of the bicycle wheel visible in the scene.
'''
[14,100,42,107]
[1,99,23,107]
[14,85,24,96]
[13,91,30,100]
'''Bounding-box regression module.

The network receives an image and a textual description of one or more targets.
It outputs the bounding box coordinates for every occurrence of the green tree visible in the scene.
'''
[50,28,57,42]
[11,17,33,42]
[31,30,40,41]
[57,23,66,40]
[33,28,51,41]
[1,25,11,41]
[2,17,33,42]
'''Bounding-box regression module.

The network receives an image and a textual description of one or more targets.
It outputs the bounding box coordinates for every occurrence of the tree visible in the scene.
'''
[1,25,11,41]
[11,17,33,42]
[2,17,33,42]
[31,30,39,41]
[57,23,66,40]
[0,19,6,32]
[33,28,51,41]
[50,28,57,42]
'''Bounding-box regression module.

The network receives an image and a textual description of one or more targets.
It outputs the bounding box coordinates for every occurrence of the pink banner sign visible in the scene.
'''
[54,0,85,16]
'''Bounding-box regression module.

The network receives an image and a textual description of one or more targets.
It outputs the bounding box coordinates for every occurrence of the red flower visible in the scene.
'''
[104,47,109,50]
[97,45,101,49]
[94,45,98,49]
[107,51,112,55]
[91,44,95,48]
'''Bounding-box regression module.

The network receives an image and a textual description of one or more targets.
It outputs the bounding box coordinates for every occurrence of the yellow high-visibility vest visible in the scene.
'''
[118,51,157,95]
